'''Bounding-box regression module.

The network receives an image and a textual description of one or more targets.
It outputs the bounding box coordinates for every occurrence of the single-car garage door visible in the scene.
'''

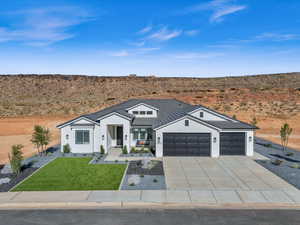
[220,132,245,155]
[163,133,211,156]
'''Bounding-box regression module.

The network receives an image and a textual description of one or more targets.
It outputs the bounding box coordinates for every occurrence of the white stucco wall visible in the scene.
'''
[99,114,131,153]
[60,122,100,154]
[155,117,220,157]
[189,108,226,121]
[128,104,157,118]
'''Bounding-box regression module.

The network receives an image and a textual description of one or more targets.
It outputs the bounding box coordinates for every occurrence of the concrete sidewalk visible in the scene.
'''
[1,189,300,208]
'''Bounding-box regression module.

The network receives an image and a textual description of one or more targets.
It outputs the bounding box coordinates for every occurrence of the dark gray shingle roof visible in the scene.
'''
[58,99,257,130]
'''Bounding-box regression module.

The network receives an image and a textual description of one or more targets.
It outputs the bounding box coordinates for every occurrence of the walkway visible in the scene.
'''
[1,189,300,208]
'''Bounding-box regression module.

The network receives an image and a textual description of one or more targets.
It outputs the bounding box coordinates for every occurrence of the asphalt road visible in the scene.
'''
[0,208,300,225]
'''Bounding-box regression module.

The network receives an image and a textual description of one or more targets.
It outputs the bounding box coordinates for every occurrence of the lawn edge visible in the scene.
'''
[9,156,58,192]
[119,162,129,190]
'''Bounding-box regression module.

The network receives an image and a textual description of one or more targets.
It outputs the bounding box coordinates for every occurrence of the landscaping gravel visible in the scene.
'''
[0,168,38,192]
[89,154,127,165]
[255,137,300,189]
[127,160,164,175]
[121,175,166,190]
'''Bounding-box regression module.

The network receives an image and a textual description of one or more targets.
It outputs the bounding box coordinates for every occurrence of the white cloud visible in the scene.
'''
[185,0,247,23]
[210,5,246,22]
[0,6,93,46]
[147,27,182,41]
[137,25,152,35]
[185,29,200,36]
[110,50,130,57]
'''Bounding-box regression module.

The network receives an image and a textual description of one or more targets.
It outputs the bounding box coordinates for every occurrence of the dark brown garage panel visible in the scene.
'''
[163,133,211,156]
[220,132,246,155]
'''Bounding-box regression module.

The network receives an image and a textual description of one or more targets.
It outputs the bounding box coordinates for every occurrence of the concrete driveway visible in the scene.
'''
[163,156,297,191]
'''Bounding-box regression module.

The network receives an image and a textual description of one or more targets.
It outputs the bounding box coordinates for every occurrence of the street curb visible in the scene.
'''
[1,201,300,210]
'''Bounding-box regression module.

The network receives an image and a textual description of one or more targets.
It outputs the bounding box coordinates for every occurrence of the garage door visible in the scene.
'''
[163,133,211,156]
[220,132,245,155]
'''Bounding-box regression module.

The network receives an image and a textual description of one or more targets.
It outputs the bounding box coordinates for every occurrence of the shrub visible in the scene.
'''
[100,145,105,154]
[272,159,283,166]
[140,174,144,178]
[115,160,118,163]
[8,144,24,175]
[63,144,71,153]
[286,152,294,157]
[290,163,300,169]
[129,183,135,186]
[122,145,128,154]
[153,178,158,183]
[131,147,136,153]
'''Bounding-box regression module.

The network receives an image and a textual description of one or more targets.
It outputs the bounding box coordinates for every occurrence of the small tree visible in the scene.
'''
[280,123,293,153]
[63,144,71,153]
[8,144,24,175]
[232,114,237,120]
[250,116,258,127]
[100,145,105,154]
[31,125,51,155]
[122,145,128,155]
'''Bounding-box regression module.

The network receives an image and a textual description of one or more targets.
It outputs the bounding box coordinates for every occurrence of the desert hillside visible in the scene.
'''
[0,73,300,164]
[1,73,300,117]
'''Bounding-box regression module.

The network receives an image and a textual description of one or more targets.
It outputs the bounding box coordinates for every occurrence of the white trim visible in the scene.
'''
[126,103,159,111]
[97,112,132,121]
[154,115,221,131]
[189,107,235,122]
[57,117,99,129]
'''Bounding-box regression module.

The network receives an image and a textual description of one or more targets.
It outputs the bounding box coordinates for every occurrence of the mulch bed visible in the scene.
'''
[126,160,164,175]
[0,168,38,192]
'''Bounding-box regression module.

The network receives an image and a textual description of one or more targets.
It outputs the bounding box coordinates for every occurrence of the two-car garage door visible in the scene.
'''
[162,132,246,156]
[163,133,211,156]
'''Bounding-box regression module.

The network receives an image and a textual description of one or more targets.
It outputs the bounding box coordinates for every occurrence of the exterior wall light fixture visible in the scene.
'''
[213,137,217,143]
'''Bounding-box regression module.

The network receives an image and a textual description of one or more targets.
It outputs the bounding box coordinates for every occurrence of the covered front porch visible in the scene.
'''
[107,125,125,149]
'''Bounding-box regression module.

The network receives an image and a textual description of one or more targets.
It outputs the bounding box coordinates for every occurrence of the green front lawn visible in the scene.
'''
[12,158,127,191]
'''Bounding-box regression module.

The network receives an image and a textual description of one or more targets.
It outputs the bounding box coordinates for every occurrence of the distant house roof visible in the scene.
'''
[57,99,257,130]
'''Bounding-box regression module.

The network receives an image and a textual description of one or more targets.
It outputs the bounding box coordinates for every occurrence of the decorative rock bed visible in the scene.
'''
[0,145,60,192]
[255,137,300,189]
[121,159,166,190]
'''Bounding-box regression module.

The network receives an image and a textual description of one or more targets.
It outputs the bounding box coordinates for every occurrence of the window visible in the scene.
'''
[140,128,147,139]
[132,128,153,140]
[133,129,139,139]
[185,120,189,126]
[133,111,139,115]
[75,130,90,144]
[146,111,153,115]
[140,111,146,115]
[200,112,204,118]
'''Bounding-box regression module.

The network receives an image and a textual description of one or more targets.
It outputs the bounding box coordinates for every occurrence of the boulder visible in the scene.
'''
[0,177,11,185]
[0,164,13,174]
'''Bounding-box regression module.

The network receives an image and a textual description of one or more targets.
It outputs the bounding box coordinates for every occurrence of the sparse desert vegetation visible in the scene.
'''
[1,73,300,163]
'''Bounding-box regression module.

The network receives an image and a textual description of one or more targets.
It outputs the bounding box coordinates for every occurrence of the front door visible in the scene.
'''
[116,126,123,146]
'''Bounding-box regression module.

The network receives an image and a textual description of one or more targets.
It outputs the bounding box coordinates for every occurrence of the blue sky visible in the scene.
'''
[0,0,300,77]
